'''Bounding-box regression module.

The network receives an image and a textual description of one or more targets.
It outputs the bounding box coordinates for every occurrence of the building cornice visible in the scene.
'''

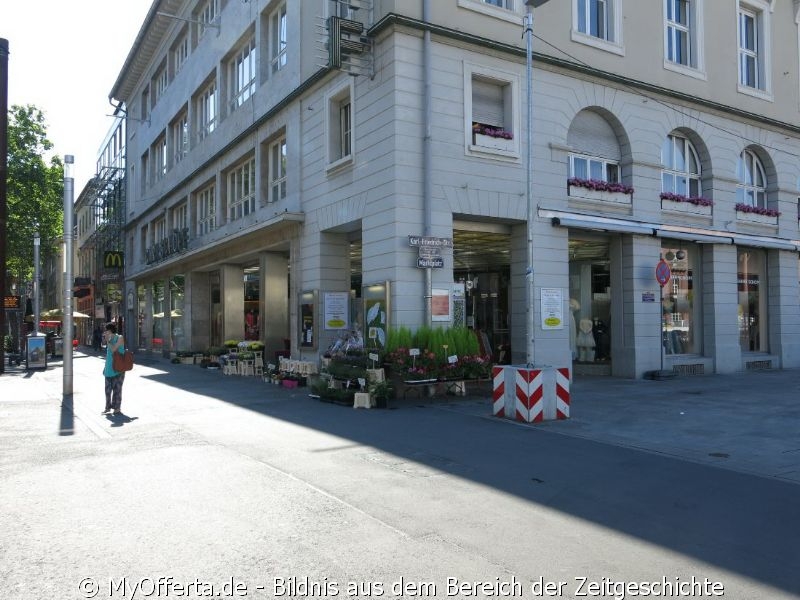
[370,13,800,136]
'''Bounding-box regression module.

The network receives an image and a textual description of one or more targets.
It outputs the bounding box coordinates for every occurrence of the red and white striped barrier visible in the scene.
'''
[492,365,570,422]
[555,367,570,419]
[492,366,505,417]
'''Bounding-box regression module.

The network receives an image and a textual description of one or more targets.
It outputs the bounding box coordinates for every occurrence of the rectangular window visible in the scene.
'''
[171,111,189,164]
[173,203,188,231]
[269,138,287,203]
[196,0,220,40]
[141,86,150,121]
[172,31,189,74]
[577,0,609,40]
[154,217,167,243]
[569,154,619,183]
[230,37,256,109]
[327,83,353,167]
[197,184,216,236]
[227,157,256,221]
[738,7,759,88]
[270,3,287,73]
[197,79,218,140]
[153,65,168,104]
[738,248,767,352]
[661,244,699,355]
[665,0,691,66]
[153,136,167,180]
[483,0,513,8]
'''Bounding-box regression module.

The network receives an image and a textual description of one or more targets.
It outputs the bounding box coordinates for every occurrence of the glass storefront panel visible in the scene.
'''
[152,281,165,350]
[170,275,185,350]
[738,248,767,352]
[244,265,260,340]
[569,237,611,364]
[661,243,699,355]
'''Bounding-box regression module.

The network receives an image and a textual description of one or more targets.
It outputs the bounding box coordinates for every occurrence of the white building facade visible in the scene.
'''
[111,0,800,378]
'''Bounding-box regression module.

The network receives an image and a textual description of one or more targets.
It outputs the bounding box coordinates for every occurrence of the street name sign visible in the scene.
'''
[408,235,453,248]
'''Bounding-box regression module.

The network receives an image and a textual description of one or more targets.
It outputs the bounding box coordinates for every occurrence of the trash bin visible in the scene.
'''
[53,336,64,358]
[26,333,48,370]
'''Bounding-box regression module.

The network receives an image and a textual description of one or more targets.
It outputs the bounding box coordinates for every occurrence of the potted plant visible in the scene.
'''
[369,379,394,409]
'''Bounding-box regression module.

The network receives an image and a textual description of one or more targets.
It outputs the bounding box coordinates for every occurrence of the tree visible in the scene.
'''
[6,104,63,285]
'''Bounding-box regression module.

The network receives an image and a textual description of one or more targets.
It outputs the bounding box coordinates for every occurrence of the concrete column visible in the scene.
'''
[768,250,800,368]
[261,253,289,360]
[189,272,210,352]
[221,265,244,342]
[615,234,662,378]
[703,244,740,373]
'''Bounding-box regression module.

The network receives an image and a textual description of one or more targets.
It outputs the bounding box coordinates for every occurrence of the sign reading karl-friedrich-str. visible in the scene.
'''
[408,235,453,248]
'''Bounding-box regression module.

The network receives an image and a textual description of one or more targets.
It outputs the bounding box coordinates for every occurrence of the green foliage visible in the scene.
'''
[247,341,265,351]
[207,346,225,356]
[6,105,64,283]
[223,340,240,348]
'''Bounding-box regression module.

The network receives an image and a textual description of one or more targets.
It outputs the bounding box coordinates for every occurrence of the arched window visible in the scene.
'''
[736,149,766,208]
[567,110,621,183]
[661,133,701,197]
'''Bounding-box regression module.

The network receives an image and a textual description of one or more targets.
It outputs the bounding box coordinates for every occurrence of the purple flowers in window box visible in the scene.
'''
[472,123,513,140]
[735,203,780,217]
[660,192,714,207]
[568,177,634,195]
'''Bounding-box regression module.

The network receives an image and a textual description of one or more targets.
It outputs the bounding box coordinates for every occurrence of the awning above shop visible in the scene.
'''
[541,209,800,252]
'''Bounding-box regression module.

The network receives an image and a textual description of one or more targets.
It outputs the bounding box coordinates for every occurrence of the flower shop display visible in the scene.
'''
[567,177,634,195]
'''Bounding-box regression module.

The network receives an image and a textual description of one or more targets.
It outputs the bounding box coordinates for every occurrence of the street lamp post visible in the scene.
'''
[63,155,74,397]
[33,230,40,334]
[524,0,549,367]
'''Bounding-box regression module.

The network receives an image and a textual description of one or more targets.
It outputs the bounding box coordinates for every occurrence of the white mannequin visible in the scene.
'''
[577,318,596,362]
[569,298,580,360]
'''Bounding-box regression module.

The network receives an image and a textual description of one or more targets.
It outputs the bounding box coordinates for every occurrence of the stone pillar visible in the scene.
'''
[221,264,244,342]
[703,244,740,374]
[261,253,289,361]
[768,250,800,368]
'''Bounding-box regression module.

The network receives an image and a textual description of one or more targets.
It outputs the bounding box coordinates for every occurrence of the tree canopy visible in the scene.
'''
[6,104,64,284]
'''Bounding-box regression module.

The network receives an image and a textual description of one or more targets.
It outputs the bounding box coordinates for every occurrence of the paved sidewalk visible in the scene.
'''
[2,349,798,483]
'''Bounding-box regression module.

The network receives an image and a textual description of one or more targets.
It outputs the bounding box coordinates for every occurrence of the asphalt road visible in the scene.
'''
[1,352,798,600]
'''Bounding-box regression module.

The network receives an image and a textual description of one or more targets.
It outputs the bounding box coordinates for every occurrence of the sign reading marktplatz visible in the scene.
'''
[104,251,125,268]
[3,295,22,310]
[409,235,451,269]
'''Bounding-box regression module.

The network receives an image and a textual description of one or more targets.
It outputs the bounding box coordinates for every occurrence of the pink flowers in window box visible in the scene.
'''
[735,203,780,217]
[568,177,634,195]
[472,123,513,140]
[660,192,714,207]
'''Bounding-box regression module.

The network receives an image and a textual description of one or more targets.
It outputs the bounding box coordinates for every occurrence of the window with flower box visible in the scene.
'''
[661,133,701,198]
[227,157,256,221]
[566,109,630,200]
[736,148,766,209]
[466,66,519,156]
[196,183,216,236]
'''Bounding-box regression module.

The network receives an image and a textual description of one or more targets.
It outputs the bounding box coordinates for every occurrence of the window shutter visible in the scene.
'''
[472,78,504,127]
[567,110,621,160]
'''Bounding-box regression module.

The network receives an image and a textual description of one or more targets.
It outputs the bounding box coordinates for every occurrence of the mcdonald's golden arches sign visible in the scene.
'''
[104,251,125,268]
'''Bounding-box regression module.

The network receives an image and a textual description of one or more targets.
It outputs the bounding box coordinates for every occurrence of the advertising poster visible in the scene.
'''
[324,292,349,330]
[431,288,451,322]
[540,288,564,330]
[26,336,47,370]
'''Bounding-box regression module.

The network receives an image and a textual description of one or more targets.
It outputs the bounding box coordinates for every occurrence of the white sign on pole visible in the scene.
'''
[324,292,349,330]
[540,288,564,330]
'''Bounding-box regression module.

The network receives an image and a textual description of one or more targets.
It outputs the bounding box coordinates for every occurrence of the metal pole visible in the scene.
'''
[63,155,74,397]
[0,38,9,374]
[524,5,535,367]
[33,231,40,334]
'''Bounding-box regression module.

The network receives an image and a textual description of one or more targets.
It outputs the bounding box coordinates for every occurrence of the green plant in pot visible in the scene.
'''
[369,379,394,408]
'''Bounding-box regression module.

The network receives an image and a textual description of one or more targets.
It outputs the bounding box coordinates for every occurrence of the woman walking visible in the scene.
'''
[102,323,126,415]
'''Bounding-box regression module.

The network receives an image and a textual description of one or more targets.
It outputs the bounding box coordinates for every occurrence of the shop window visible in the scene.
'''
[568,238,612,365]
[661,244,699,355]
[738,248,767,352]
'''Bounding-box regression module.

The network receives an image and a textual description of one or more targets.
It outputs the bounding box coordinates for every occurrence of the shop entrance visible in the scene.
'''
[569,236,612,375]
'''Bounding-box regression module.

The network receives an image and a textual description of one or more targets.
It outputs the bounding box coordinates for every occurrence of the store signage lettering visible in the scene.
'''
[146,228,189,265]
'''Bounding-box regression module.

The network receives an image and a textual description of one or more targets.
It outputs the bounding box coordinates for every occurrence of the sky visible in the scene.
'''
[3,1,152,192]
